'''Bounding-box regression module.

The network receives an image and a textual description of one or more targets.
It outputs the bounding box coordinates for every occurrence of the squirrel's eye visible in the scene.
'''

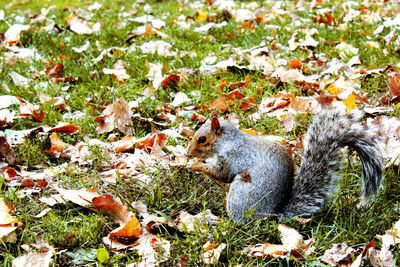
[198,136,207,144]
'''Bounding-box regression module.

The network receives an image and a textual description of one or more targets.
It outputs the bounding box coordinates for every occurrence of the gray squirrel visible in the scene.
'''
[187,111,383,222]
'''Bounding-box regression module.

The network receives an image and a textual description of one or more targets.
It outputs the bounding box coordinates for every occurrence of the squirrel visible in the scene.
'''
[187,111,383,222]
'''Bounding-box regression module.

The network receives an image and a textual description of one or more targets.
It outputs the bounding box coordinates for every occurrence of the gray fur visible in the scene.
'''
[281,111,383,219]
[190,111,383,222]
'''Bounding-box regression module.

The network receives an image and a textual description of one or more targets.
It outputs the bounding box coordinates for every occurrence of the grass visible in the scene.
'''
[0,0,399,265]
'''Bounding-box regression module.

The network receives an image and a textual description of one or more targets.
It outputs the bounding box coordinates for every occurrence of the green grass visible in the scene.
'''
[0,0,399,265]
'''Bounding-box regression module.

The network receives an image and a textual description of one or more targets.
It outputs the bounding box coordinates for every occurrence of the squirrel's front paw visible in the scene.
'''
[188,160,206,172]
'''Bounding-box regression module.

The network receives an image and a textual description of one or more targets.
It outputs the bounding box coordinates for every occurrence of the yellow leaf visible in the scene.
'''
[241,128,260,136]
[343,92,357,113]
[197,10,208,23]
[65,12,75,24]
[327,84,343,95]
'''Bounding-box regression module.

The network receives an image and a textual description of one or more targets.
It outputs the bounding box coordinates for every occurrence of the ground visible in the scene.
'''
[0,0,400,266]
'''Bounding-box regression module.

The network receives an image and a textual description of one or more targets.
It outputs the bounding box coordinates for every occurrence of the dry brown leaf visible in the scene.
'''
[278,224,303,251]
[95,97,133,135]
[322,243,355,266]
[202,241,226,264]
[176,211,206,232]
[244,243,288,258]
[0,136,16,164]
[181,127,195,137]
[243,224,312,259]
[366,116,400,166]
[142,214,177,235]
[256,92,321,117]
[368,247,394,267]
[92,194,130,224]
[0,198,20,243]
[131,234,171,266]
[45,63,63,78]
[12,238,54,267]
[38,92,69,111]
[18,101,44,122]
[388,70,400,96]
[46,133,74,158]
[281,115,295,132]
[113,132,167,154]
[53,186,100,207]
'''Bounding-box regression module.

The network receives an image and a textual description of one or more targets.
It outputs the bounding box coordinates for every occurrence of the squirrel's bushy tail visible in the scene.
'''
[281,111,383,219]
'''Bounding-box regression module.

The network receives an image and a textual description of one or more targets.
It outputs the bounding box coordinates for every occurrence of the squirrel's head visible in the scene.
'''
[187,112,223,160]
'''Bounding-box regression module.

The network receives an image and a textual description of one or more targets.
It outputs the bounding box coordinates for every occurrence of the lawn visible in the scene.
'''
[0,0,400,265]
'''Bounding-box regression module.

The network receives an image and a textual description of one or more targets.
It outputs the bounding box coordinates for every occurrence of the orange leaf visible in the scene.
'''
[47,133,69,154]
[92,194,130,223]
[49,123,79,134]
[144,24,152,36]
[198,95,228,113]
[109,215,142,244]
[289,59,302,69]
[227,90,244,100]
[203,242,218,252]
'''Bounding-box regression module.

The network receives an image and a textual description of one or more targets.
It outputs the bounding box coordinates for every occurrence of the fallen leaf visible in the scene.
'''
[92,194,130,223]
[289,59,302,69]
[45,63,63,78]
[281,115,295,132]
[196,95,228,112]
[243,224,312,258]
[4,24,30,43]
[343,92,357,113]
[202,241,226,264]
[46,133,73,157]
[322,243,355,266]
[12,238,54,267]
[9,71,30,87]
[131,234,171,266]
[388,71,400,96]
[278,224,303,251]
[18,101,43,122]
[366,116,400,166]
[0,136,16,164]
[113,132,167,154]
[109,215,142,244]
[48,122,79,134]
[95,97,133,135]
[197,10,208,23]
[39,92,69,111]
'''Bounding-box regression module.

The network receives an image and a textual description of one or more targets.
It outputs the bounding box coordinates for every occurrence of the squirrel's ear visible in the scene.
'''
[210,112,222,135]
